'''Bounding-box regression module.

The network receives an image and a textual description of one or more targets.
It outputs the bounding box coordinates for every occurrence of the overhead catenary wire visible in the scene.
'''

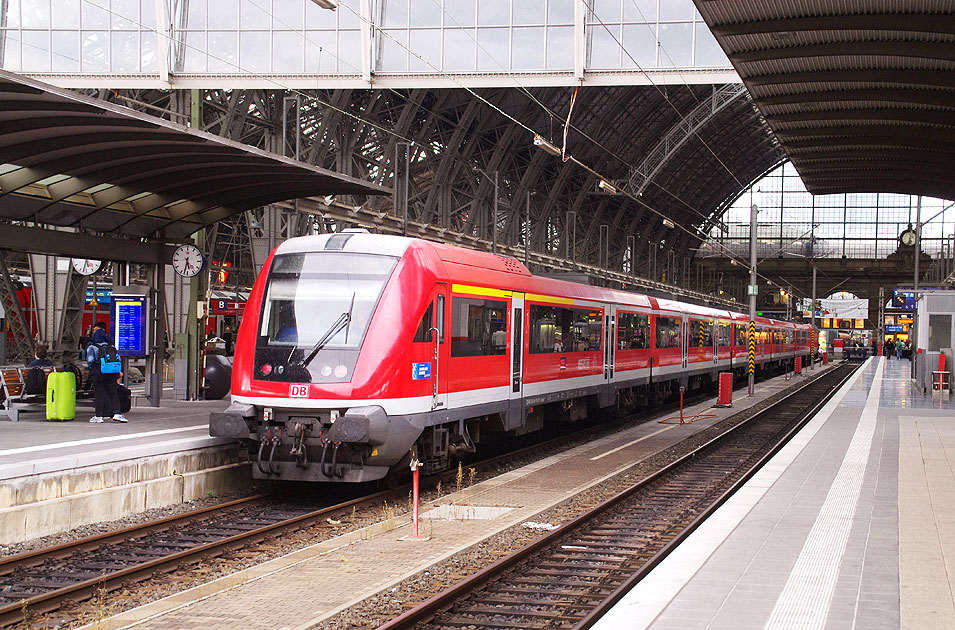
[80,0,809,302]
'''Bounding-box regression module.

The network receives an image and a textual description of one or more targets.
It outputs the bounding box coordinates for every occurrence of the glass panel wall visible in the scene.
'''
[586,0,729,70]
[703,162,955,260]
[1,0,159,73]
[0,0,732,77]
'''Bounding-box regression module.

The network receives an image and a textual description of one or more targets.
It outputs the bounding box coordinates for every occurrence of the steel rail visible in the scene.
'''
[0,361,808,627]
[378,363,857,630]
[0,492,380,627]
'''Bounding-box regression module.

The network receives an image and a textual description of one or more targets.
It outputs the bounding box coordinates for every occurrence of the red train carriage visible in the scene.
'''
[211,233,811,484]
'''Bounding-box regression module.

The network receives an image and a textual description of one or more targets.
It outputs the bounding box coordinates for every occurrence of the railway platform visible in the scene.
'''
[594,355,953,630]
[87,366,830,630]
[0,384,241,546]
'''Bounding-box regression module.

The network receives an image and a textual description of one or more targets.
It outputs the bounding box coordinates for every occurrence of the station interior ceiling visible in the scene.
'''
[0,1,952,325]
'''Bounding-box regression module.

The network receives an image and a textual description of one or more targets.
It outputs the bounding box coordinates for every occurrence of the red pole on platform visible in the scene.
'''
[411,463,420,538]
[795,357,802,374]
[679,385,685,424]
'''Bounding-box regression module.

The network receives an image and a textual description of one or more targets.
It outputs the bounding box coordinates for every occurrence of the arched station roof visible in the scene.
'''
[0,70,387,242]
[694,1,955,201]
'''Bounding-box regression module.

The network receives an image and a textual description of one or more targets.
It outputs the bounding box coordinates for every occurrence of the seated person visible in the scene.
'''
[27,344,54,368]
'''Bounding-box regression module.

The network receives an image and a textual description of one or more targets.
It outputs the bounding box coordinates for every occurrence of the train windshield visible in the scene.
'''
[259,252,398,350]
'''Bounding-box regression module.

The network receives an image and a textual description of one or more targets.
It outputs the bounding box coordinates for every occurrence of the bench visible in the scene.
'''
[1,366,55,421]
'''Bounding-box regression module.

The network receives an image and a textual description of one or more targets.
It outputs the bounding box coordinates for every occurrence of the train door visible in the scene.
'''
[604,305,615,381]
[681,314,689,369]
[712,318,719,365]
[431,288,448,410]
[509,294,524,399]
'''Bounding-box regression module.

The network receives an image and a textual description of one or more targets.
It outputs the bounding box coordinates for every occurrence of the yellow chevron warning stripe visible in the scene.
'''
[748,320,756,374]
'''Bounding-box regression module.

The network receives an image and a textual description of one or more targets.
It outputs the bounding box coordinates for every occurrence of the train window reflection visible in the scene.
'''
[259,252,398,349]
[655,316,682,349]
[617,312,649,350]
[450,298,507,357]
[529,305,602,354]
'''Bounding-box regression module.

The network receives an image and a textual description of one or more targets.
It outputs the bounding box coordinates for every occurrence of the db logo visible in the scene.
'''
[289,384,309,398]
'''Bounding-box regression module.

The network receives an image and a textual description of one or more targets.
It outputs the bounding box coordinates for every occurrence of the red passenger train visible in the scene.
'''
[211,232,812,483]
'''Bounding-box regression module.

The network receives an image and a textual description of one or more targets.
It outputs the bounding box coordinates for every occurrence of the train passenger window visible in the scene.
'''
[655,316,682,349]
[617,312,649,350]
[450,298,507,357]
[736,324,747,346]
[688,320,712,347]
[413,304,433,342]
[529,305,602,353]
[718,322,731,347]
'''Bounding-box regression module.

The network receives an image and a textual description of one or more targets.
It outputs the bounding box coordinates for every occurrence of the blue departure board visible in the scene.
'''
[111,295,148,356]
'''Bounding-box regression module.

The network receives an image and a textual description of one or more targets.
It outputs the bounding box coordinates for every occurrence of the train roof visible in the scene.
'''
[271,234,810,329]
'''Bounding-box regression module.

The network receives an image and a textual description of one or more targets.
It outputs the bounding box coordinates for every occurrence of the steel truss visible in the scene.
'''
[100,85,781,305]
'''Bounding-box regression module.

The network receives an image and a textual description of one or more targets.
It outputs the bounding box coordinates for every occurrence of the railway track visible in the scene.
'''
[0,364,806,628]
[0,399,662,628]
[379,362,857,630]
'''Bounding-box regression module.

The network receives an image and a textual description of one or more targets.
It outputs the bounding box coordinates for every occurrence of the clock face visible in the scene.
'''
[172,245,204,277]
[71,258,102,275]
[900,230,916,247]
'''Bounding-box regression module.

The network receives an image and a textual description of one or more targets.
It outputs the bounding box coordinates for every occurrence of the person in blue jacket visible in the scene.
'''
[85,323,128,423]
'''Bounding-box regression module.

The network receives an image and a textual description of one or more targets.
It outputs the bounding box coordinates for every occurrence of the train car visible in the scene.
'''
[211,232,811,484]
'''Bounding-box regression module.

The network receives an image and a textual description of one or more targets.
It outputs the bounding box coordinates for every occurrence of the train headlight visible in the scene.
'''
[261,363,273,376]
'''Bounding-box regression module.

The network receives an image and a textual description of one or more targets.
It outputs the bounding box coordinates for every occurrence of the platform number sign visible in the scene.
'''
[289,384,309,398]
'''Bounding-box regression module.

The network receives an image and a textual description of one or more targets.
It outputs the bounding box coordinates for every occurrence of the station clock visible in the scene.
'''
[172,244,206,278]
[899,225,917,247]
[71,258,102,276]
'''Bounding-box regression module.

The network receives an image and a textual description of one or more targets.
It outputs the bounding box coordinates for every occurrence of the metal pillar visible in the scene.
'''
[0,250,32,361]
[395,142,410,236]
[524,192,530,266]
[565,212,576,263]
[492,170,498,255]
[914,195,922,291]
[877,286,885,361]
[749,203,757,396]
[145,260,166,407]
[811,265,817,370]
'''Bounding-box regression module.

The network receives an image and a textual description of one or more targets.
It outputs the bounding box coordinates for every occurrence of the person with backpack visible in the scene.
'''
[85,322,128,423]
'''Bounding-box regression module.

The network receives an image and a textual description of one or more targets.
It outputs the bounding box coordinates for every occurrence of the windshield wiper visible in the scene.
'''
[300,311,351,368]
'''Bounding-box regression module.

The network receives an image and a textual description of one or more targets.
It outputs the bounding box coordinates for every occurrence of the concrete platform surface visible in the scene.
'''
[86,366,831,630]
[593,355,954,630]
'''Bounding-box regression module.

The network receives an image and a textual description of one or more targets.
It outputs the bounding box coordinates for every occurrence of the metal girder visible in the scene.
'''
[0,250,31,361]
[0,224,173,264]
[627,84,748,198]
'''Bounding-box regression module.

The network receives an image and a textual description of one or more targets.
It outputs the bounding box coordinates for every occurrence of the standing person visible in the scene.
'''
[85,322,128,423]
[222,325,234,356]
[884,339,895,359]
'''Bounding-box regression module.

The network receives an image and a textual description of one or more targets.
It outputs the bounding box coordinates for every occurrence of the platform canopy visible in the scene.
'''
[694,1,955,201]
[0,70,388,241]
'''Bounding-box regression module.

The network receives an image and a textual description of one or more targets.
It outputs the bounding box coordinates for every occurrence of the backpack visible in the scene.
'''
[96,344,122,375]
[117,384,132,413]
[25,367,47,395]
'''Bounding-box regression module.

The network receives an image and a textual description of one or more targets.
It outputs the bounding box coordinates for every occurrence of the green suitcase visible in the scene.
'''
[46,371,76,421]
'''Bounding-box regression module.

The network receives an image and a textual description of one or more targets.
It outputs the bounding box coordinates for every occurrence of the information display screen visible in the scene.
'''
[111,295,148,356]
[891,290,919,310]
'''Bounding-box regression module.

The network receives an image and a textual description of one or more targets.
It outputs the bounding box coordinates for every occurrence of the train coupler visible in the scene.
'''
[289,422,310,469]
[320,440,344,478]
